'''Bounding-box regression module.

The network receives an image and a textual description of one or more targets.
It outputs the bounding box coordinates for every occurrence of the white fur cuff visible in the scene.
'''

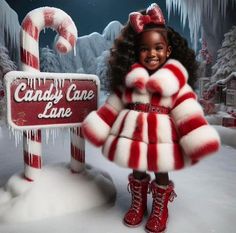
[82,111,111,146]
[180,125,220,158]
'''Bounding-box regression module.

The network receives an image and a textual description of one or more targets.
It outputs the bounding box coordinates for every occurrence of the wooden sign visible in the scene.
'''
[4,71,100,130]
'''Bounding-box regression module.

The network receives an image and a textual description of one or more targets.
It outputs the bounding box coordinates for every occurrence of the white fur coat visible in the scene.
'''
[82,59,220,172]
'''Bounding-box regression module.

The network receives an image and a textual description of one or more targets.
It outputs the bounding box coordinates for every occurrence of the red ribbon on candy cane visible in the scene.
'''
[20,7,79,181]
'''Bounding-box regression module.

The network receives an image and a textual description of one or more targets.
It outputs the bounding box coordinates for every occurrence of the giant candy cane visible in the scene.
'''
[21,7,84,181]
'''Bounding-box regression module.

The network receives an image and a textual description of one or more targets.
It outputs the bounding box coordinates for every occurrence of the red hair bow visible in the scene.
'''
[129,3,166,33]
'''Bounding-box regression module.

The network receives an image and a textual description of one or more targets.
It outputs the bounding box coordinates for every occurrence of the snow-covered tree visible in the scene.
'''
[96,50,110,92]
[0,45,16,80]
[0,79,5,125]
[56,49,78,73]
[40,47,61,73]
[197,37,213,77]
[212,26,236,82]
[0,44,16,125]
[0,0,20,66]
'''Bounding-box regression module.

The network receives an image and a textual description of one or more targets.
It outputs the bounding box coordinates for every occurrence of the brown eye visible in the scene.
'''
[156,46,163,51]
[139,47,147,52]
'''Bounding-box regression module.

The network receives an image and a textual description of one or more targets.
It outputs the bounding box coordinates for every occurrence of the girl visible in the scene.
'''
[82,3,220,233]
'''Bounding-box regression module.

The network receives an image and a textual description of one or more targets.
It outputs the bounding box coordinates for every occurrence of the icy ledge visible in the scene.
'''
[0,163,116,223]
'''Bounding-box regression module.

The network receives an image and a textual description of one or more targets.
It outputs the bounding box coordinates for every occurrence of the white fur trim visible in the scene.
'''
[131,90,151,103]
[125,67,149,93]
[178,84,194,97]
[146,59,188,96]
[83,111,110,144]
[148,68,180,96]
[106,92,124,112]
[180,125,220,156]
[171,98,204,125]
[159,95,174,107]
[166,59,188,80]
[102,102,119,117]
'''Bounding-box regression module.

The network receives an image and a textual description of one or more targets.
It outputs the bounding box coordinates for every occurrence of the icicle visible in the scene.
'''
[8,125,23,147]
[73,46,77,57]
[166,0,236,51]
[45,128,50,144]
[38,77,41,86]
[54,78,57,90]
[34,77,36,89]
[62,77,65,87]
[42,127,69,146]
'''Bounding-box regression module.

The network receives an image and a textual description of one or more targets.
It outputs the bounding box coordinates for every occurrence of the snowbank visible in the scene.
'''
[214,125,236,149]
[0,163,116,223]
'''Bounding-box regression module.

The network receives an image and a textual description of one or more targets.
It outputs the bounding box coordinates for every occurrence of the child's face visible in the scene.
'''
[137,30,171,72]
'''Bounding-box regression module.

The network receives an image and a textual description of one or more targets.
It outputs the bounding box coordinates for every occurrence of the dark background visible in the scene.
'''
[5,0,190,48]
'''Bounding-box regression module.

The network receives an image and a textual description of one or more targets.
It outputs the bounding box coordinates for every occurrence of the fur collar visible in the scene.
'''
[125,59,188,96]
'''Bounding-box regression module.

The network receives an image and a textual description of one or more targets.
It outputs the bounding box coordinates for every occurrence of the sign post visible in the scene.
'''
[5,71,100,180]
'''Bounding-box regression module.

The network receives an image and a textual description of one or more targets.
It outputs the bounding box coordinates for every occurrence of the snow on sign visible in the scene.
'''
[4,71,100,130]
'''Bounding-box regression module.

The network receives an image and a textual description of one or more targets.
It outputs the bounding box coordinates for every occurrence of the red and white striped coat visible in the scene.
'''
[82,59,220,172]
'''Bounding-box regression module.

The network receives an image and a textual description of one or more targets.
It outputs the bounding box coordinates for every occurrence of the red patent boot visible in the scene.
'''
[145,180,177,233]
[123,173,150,227]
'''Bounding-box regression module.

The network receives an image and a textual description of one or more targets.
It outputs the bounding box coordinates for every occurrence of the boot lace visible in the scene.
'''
[152,190,177,219]
[127,183,143,213]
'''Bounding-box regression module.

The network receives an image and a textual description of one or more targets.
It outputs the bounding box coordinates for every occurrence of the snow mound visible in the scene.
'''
[214,125,236,149]
[0,163,116,223]
[102,20,123,41]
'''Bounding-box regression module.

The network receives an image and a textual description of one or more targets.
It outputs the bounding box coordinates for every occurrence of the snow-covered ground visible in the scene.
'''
[0,122,235,233]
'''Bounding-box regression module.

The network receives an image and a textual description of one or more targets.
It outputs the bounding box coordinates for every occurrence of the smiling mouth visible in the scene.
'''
[146,59,159,65]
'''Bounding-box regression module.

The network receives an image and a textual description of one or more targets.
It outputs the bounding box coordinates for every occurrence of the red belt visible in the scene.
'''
[126,103,170,114]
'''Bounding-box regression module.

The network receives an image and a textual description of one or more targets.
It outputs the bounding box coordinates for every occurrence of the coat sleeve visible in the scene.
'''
[81,89,124,147]
[170,84,220,161]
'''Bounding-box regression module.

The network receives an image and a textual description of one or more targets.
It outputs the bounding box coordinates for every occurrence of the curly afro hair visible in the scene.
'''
[108,21,198,91]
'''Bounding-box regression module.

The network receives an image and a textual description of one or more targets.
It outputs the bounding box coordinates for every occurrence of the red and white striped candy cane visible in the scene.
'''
[70,127,85,173]
[20,7,79,181]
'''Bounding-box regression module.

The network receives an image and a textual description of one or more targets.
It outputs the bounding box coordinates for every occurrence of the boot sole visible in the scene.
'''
[145,229,166,233]
[123,219,143,228]
[145,219,168,233]
[123,210,148,228]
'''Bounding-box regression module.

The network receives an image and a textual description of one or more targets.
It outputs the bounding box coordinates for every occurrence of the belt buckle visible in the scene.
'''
[148,105,155,113]
[150,105,160,113]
